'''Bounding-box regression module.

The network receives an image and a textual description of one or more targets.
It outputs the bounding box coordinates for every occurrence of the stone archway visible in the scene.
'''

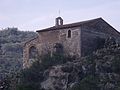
[29,46,38,64]
[23,37,39,68]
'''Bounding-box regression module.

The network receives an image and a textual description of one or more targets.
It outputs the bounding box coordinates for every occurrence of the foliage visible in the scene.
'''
[0,28,37,79]
[0,76,11,90]
[71,75,100,90]
[111,56,120,74]
[71,45,120,90]
[16,54,72,90]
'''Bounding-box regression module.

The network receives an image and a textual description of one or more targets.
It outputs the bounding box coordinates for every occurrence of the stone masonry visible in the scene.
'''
[23,17,120,68]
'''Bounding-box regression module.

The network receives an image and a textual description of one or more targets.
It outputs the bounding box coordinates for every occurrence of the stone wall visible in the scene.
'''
[23,27,81,68]
[38,26,81,56]
[81,25,120,56]
[81,26,105,56]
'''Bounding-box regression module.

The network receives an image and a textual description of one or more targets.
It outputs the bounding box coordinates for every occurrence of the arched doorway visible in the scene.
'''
[29,46,38,64]
[54,43,63,55]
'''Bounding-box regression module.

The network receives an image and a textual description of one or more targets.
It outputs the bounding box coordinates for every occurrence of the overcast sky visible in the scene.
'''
[0,0,120,31]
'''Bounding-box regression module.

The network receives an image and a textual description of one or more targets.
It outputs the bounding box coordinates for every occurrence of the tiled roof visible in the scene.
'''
[36,18,102,32]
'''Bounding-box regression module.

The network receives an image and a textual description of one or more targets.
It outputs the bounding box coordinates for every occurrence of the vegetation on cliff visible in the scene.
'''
[4,44,120,90]
[0,28,120,90]
[0,28,37,79]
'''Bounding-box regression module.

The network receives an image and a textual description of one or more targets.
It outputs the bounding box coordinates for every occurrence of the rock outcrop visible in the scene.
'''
[40,45,120,90]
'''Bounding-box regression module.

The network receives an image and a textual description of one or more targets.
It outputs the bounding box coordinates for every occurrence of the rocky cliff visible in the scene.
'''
[15,43,120,90]
[40,45,120,90]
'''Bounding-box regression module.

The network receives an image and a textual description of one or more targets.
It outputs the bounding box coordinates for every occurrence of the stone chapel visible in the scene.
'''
[23,17,120,68]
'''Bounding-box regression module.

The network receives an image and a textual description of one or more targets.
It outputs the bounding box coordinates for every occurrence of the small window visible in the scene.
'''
[68,30,71,38]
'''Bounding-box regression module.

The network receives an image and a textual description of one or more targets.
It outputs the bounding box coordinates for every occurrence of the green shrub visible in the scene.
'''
[16,53,71,90]
[71,75,100,90]
[111,56,120,74]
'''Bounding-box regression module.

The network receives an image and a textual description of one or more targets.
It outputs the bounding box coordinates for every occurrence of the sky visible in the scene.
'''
[0,0,120,31]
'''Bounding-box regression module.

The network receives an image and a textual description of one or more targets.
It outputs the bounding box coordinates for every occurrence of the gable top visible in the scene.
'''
[36,18,120,36]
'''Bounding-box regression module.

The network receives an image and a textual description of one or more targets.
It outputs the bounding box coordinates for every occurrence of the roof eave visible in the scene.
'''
[36,17,104,33]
